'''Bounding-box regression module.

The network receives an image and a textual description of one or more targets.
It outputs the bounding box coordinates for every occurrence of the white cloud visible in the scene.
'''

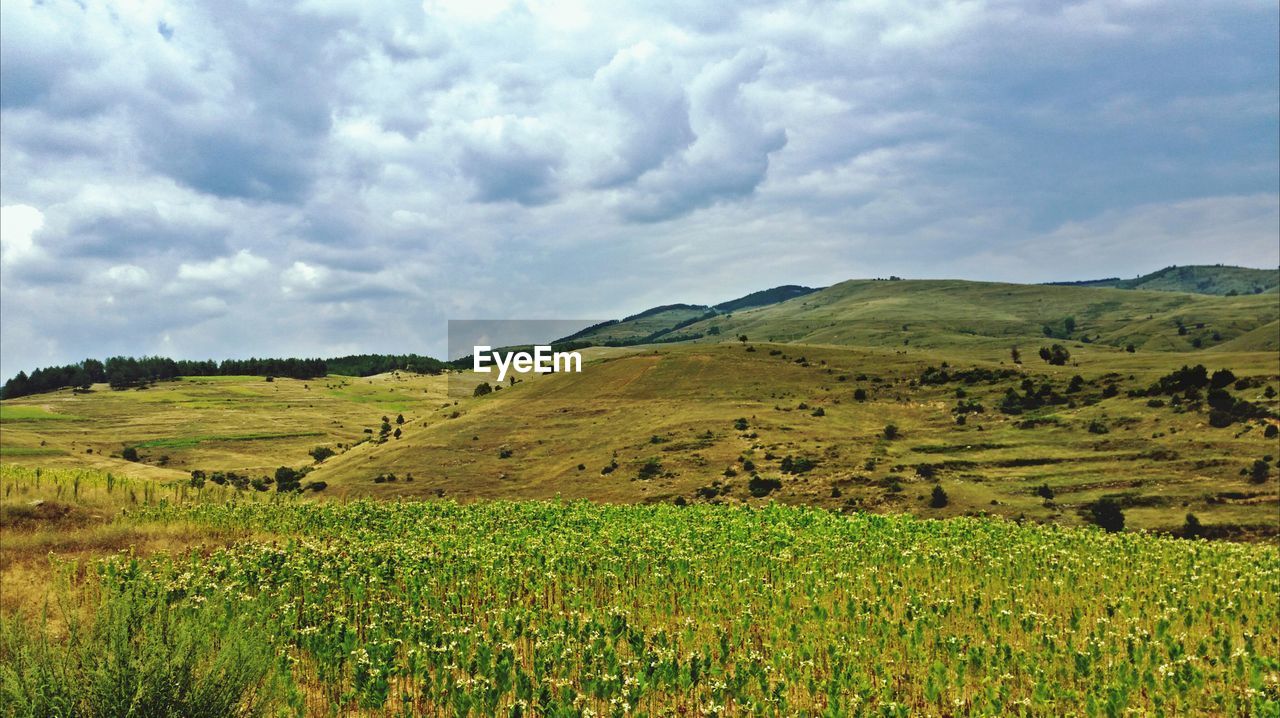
[177,249,270,284]
[281,260,330,293]
[103,264,151,288]
[0,204,43,266]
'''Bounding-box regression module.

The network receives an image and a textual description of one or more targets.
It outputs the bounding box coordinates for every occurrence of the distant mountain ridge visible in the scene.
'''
[1047,265,1278,296]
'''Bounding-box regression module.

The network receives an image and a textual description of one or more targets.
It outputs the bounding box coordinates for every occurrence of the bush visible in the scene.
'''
[929,485,949,508]
[0,579,288,717]
[1035,483,1055,500]
[1087,419,1109,435]
[1086,498,1125,533]
[853,388,868,401]
[637,458,663,480]
[733,418,749,431]
[1249,459,1271,484]
[1265,424,1279,439]
[779,456,817,474]
[1182,513,1203,539]
[1038,344,1071,366]
[748,475,782,497]
[473,382,492,397]
[309,446,336,463]
[121,447,139,462]
[883,424,899,440]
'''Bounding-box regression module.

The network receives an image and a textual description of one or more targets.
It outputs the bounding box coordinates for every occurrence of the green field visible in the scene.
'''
[1,467,1277,716]
[0,276,1277,716]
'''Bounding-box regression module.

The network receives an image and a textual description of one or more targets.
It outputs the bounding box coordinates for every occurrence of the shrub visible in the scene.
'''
[637,458,663,480]
[1182,513,1203,539]
[309,446,336,463]
[1086,498,1125,533]
[853,388,868,401]
[733,418,749,431]
[811,407,825,417]
[1035,483,1055,500]
[883,424,899,440]
[1265,424,1279,438]
[1087,419,1109,435]
[748,475,782,497]
[121,447,139,462]
[0,580,288,717]
[779,456,817,474]
[473,382,493,397]
[929,485,949,508]
[1250,459,1271,484]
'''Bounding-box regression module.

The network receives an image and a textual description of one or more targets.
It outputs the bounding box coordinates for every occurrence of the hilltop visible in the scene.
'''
[1048,264,1279,296]
[564,278,1280,353]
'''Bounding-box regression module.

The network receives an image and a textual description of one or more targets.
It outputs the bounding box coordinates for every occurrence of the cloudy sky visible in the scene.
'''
[1,0,1277,376]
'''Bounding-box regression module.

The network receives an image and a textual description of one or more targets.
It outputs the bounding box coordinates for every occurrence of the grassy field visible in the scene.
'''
[1,316,1276,539]
[0,279,1277,716]
[0,373,448,479]
[1,466,1277,717]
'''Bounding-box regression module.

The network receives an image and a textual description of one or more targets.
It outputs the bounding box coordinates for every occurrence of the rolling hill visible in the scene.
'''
[2,276,1276,538]
[1048,264,1279,295]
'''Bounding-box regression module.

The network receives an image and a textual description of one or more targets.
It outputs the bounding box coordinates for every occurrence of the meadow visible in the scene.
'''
[2,466,1277,717]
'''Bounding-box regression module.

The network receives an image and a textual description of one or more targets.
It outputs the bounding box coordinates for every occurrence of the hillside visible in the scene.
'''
[2,277,1276,539]
[1049,264,1279,296]
[568,279,1279,353]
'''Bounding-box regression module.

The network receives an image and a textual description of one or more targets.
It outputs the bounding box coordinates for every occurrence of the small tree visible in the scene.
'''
[1249,459,1271,484]
[473,382,492,397]
[1087,498,1125,533]
[1010,346,1022,364]
[122,446,139,462]
[854,388,868,401]
[929,485,949,508]
[309,446,336,463]
[1182,513,1203,539]
[395,413,405,425]
[883,424,898,440]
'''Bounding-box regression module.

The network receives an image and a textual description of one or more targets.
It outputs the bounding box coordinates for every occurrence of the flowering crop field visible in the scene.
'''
[3,472,1279,716]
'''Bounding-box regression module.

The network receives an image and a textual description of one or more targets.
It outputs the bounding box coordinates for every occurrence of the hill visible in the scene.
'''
[568,279,1279,354]
[2,277,1276,538]
[1049,264,1279,296]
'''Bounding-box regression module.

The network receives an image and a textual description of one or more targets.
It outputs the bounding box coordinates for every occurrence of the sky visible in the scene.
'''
[1,0,1277,377]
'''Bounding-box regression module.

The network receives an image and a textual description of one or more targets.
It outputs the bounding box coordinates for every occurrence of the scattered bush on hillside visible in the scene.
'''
[1182,513,1203,539]
[121,447,139,462]
[275,466,302,492]
[1250,459,1271,484]
[1037,344,1070,366]
[309,446,336,463]
[929,485,949,508]
[748,475,782,497]
[733,418,749,431]
[1035,483,1055,500]
[637,458,663,480]
[1087,419,1110,435]
[473,382,493,397]
[779,456,818,474]
[1084,498,1125,533]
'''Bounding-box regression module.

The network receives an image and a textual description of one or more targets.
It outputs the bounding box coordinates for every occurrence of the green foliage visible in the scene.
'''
[1086,498,1126,533]
[929,485,949,508]
[121,446,139,462]
[52,498,1270,716]
[309,445,336,463]
[473,382,493,397]
[0,575,288,717]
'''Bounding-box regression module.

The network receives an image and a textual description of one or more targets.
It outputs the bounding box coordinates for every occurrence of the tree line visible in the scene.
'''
[2,353,447,399]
